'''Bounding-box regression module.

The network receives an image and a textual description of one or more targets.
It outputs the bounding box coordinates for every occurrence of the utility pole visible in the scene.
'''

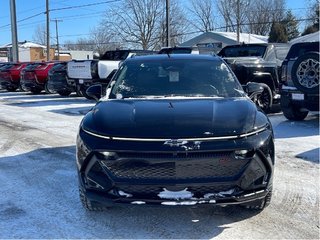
[51,19,62,60]
[236,0,240,43]
[46,0,50,61]
[166,0,170,47]
[9,0,19,61]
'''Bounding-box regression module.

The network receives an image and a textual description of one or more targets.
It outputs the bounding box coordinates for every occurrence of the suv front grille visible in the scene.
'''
[100,151,249,180]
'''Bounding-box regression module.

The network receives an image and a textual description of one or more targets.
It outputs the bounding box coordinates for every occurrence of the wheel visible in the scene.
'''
[242,188,272,211]
[252,83,273,113]
[80,87,94,100]
[57,90,72,96]
[44,83,52,94]
[30,88,42,94]
[281,104,309,120]
[79,188,106,211]
[291,52,319,94]
[6,86,18,92]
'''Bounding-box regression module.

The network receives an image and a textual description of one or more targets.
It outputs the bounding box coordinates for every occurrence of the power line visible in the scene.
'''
[50,0,121,12]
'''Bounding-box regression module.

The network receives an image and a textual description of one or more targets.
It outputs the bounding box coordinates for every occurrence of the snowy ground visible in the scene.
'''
[0,91,319,239]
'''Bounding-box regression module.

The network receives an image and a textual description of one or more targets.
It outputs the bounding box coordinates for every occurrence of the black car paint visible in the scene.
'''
[76,54,274,209]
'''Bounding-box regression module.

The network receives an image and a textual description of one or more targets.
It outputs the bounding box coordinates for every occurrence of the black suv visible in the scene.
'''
[77,54,274,211]
[280,42,319,120]
[218,43,289,112]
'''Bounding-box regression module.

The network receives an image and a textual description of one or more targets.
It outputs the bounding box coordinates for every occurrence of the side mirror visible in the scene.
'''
[244,82,264,98]
[86,84,102,101]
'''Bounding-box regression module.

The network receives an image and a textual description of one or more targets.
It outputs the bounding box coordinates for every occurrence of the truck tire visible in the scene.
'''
[291,52,319,94]
[6,86,18,92]
[57,90,72,97]
[280,97,309,120]
[252,83,273,113]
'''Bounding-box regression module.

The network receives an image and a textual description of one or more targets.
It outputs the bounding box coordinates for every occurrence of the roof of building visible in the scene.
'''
[179,31,268,47]
[0,41,46,49]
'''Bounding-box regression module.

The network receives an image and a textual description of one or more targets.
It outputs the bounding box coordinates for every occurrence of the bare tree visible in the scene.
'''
[32,24,47,45]
[216,0,250,33]
[89,26,121,54]
[156,0,188,49]
[104,0,164,50]
[244,0,286,35]
[189,0,215,32]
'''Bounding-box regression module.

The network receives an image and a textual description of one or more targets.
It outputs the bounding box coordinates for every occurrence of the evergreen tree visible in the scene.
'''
[285,10,299,41]
[269,22,288,43]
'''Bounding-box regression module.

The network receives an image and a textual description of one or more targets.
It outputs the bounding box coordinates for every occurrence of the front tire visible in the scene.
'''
[280,97,308,120]
[6,85,18,92]
[57,90,72,96]
[252,83,273,113]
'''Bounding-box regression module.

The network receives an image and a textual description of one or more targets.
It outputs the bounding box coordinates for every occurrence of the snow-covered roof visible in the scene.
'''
[180,31,268,48]
[214,31,268,44]
[0,41,46,49]
[289,31,319,44]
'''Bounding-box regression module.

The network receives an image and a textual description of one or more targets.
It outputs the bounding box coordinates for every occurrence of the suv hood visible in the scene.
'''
[82,98,259,139]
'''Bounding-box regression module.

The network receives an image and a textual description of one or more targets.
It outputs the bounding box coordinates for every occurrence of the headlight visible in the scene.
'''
[76,134,91,169]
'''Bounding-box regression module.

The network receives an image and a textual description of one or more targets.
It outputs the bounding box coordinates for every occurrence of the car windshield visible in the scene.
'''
[219,45,267,57]
[110,58,245,99]
[25,63,42,70]
[0,63,15,70]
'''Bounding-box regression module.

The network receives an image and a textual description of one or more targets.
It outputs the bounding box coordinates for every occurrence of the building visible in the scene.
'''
[0,41,56,62]
[179,31,268,53]
[0,41,94,62]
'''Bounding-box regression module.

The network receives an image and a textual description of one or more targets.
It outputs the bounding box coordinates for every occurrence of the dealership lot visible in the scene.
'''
[0,90,319,239]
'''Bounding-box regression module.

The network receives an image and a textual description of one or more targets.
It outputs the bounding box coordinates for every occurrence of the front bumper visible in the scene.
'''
[77,127,274,207]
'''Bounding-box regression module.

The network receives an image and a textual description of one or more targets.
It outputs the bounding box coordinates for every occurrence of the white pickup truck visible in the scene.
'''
[66,50,154,99]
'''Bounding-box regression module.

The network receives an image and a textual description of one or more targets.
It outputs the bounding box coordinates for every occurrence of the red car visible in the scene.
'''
[20,61,61,94]
[0,62,31,91]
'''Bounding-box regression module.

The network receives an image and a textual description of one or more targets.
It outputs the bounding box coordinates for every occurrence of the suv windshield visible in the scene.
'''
[110,58,244,99]
[219,45,267,57]
[24,63,42,70]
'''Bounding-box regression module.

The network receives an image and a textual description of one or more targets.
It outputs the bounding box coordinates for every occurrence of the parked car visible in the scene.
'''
[20,61,60,94]
[218,43,290,112]
[0,62,30,91]
[46,62,75,96]
[67,49,155,99]
[280,41,319,120]
[77,54,275,211]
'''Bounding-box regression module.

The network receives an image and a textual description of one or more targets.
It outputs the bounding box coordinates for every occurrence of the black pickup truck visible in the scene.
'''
[218,43,289,112]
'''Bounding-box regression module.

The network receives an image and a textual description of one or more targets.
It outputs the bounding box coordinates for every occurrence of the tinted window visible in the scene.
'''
[51,63,66,71]
[25,63,43,70]
[0,63,15,70]
[110,58,244,99]
[100,51,129,61]
[218,45,267,57]
[158,48,192,54]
